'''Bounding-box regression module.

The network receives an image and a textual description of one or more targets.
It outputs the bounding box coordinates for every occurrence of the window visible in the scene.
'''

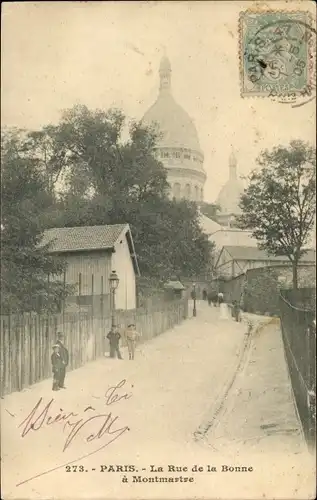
[195,186,199,200]
[184,154,191,160]
[173,151,181,159]
[184,184,191,198]
[161,151,169,158]
[200,188,203,200]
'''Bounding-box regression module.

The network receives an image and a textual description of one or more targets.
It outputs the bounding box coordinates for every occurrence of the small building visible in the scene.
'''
[41,224,140,311]
[215,245,316,279]
[163,280,185,300]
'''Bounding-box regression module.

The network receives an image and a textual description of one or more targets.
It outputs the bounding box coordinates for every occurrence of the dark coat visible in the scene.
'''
[51,352,64,373]
[56,340,69,366]
[107,331,121,346]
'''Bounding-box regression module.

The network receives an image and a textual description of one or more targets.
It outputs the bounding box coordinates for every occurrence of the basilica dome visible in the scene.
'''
[143,93,202,152]
[142,55,206,202]
[216,149,244,218]
[216,179,244,214]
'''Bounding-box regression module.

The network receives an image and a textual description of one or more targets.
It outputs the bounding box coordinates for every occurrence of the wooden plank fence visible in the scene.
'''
[0,298,188,397]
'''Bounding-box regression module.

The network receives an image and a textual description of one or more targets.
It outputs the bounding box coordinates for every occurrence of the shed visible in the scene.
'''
[41,224,140,311]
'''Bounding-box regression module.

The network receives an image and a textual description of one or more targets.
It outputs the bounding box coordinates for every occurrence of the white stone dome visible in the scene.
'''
[143,93,202,152]
[216,179,244,214]
[142,56,202,154]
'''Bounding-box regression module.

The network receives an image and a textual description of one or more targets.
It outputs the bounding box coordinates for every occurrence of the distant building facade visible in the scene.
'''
[142,56,206,202]
[215,245,316,279]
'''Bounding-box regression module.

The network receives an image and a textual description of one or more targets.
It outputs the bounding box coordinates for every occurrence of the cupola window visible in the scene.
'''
[185,184,191,198]
[184,154,191,160]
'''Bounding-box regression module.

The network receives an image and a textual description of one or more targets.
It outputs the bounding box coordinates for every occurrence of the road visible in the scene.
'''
[1,302,315,499]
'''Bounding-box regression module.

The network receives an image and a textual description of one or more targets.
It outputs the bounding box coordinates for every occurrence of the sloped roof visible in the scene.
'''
[41,224,127,253]
[212,228,259,248]
[164,280,185,291]
[199,213,222,235]
[223,245,316,263]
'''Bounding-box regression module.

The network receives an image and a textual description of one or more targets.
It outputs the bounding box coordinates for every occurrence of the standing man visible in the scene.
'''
[107,328,123,359]
[56,332,69,389]
[125,324,141,360]
[51,344,63,391]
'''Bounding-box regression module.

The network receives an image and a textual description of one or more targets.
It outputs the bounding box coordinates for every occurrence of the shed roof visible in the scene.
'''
[41,224,140,275]
[41,224,127,253]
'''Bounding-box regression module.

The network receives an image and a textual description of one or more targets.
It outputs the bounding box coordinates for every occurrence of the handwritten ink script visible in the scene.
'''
[16,379,132,486]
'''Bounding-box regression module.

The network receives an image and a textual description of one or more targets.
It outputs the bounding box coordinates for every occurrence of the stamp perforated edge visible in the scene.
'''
[238,9,316,100]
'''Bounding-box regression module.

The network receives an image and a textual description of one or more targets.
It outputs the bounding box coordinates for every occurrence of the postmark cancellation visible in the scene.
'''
[239,10,316,100]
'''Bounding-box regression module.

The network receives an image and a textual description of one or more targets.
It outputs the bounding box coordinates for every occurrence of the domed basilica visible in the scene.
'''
[143,56,206,202]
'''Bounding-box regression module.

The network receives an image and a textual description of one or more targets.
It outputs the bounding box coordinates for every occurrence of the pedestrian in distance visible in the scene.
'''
[56,332,69,389]
[232,300,242,322]
[218,291,224,306]
[51,344,63,391]
[125,323,141,360]
[107,327,123,359]
[202,289,207,301]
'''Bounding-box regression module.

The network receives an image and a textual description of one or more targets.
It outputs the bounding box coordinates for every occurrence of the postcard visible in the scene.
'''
[1,1,316,499]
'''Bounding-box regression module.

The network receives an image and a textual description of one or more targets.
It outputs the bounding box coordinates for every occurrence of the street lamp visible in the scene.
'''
[192,282,197,317]
[109,270,119,330]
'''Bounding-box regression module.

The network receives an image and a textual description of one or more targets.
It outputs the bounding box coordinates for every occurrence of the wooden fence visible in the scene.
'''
[0,298,188,397]
[279,291,316,450]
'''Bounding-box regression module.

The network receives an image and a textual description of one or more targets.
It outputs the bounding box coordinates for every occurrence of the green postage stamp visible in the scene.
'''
[240,10,315,98]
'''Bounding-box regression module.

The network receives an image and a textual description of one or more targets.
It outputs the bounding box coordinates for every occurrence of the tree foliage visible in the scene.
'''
[1,130,71,313]
[200,201,220,220]
[238,140,316,289]
[1,105,214,311]
[49,105,213,281]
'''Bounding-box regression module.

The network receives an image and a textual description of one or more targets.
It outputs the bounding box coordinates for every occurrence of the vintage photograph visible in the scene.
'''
[1,1,316,499]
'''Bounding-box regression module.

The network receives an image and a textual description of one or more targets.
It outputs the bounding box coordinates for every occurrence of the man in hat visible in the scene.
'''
[56,332,69,388]
[124,324,141,360]
[51,344,63,391]
[107,327,123,359]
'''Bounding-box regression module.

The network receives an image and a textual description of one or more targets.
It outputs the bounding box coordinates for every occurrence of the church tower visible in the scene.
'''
[142,55,206,202]
[216,147,244,227]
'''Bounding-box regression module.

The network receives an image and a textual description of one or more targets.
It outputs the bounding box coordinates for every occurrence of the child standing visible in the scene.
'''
[125,324,141,360]
[51,344,63,391]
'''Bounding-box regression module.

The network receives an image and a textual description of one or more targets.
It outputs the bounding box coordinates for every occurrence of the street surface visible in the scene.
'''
[1,301,315,499]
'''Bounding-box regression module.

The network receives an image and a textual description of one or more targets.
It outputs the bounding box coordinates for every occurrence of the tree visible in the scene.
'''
[200,201,220,220]
[1,129,71,313]
[48,105,214,280]
[238,140,316,289]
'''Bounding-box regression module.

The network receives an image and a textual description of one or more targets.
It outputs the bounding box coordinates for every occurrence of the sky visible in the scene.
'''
[1,1,316,203]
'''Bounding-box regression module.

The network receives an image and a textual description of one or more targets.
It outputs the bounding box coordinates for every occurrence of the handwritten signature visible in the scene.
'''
[16,379,132,487]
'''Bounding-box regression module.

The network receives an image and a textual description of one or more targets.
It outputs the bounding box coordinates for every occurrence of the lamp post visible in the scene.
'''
[192,282,197,317]
[109,270,119,330]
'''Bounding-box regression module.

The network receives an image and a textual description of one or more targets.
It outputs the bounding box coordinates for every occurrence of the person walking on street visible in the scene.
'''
[232,300,242,322]
[51,344,63,391]
[107,327,123,359]
[125,324,141,360]
[218,291,224,306]
[56,332,69,389]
